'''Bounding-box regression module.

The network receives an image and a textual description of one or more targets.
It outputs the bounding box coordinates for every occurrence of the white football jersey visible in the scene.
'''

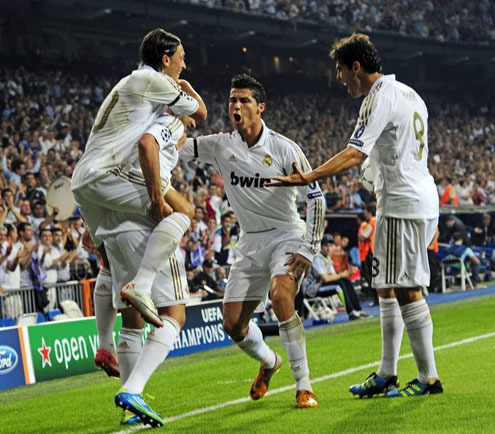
[347,74,438,219]
[72,65,197,189]
[96,114,182,239]
[181,120,325,260]
[123,113,182,187]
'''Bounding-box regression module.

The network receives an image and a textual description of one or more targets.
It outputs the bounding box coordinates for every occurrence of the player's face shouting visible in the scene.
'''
[336,60,362,98]
[228,88,264,132]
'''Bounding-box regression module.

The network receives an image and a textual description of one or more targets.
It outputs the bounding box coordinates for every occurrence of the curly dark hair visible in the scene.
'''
[330,33,382,74]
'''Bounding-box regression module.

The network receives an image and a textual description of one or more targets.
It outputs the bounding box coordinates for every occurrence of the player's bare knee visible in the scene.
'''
[223,319,245,342]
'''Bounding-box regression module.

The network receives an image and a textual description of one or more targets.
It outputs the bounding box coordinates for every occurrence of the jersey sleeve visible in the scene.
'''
[347,84,393,156]
[147,74,199,116]
[285,142,325,261]
[180,135,218,165]
[145,120,174,150]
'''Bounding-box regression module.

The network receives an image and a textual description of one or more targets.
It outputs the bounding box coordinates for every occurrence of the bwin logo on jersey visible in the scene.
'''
[231,171,270,188]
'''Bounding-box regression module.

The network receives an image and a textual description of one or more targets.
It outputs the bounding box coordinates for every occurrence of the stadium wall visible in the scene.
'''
[0,300,233,391]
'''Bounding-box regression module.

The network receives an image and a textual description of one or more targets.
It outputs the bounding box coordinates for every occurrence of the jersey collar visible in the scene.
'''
[370,74,396,92]
[233,119,268,150]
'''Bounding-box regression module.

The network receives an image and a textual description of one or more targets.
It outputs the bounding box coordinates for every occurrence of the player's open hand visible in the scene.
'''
[265,162,310,187]
[285,253,311,281]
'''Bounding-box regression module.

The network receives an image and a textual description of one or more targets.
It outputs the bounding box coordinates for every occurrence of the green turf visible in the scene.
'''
[1,295,494,433]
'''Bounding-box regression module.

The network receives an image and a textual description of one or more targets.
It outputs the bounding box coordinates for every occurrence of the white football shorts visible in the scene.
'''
[72,168,170,247]
[104,229,188,309]
[224,228,305,305]
[372,216,438,289]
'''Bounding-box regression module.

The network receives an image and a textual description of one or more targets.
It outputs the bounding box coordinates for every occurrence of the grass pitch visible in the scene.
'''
[1,295,494,433]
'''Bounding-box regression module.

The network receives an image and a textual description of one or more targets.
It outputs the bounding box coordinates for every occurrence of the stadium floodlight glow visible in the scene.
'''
[233,31,255,40]
[297,39,317,48]
[87,8,112,19]
[167,19,188,29]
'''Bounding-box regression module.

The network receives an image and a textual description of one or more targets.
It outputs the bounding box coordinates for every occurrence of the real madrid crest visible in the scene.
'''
[262,154,273,167]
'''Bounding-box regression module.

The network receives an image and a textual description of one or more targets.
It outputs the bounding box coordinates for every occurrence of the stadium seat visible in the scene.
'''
[0,317,16,327]
[441,256,474,292]
[47,309,62,321]
[37,312,46,323]
[16,313,38,326]
[60,300,84,319]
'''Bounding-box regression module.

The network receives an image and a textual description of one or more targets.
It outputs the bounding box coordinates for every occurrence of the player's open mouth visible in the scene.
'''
[233,114,241,122]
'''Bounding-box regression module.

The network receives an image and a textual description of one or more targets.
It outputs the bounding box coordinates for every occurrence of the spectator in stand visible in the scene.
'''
[324,181,344,212]
[212,212,235,266]
[329,232,348,273]
[471,213,495,247]
[456,177,474,205]
[194,206,208,233]
[445,232,482,287]
[439,214,470,246]
[3,224,19,289]
[37,228,63,286]
[52,226,79,282]
[303,237,371,321]
[0,226,11,289]
[2,188,23,225]
[215,266,228,291]
[439,177,459,206]
[30,201,58,240]
[20,172,45,206]
[191,259,224,300]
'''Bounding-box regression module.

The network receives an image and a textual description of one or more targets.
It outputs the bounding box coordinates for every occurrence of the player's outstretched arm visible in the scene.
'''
[267,147,365,187]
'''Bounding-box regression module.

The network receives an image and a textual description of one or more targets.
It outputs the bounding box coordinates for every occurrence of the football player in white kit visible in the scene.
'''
[72,28,206,332]
[181,74,325,408]
[268,33,442,398]
[94,113,191,428]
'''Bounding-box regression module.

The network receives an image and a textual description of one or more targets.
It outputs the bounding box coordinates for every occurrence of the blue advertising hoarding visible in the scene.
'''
[0,327,28,390]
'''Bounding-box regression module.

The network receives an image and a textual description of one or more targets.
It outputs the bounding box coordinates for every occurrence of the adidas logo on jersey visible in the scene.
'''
[228,155,237,162]
[230,171,270,188]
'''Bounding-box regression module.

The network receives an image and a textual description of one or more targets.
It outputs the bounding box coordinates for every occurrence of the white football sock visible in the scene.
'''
[132,213,190,292]
[94,267,117,352]
[400,299,438,384]
[236,321,275,367]
[279,313,312,392]
[124,316,180,394]
[117,327,143,384]
[377,297,404,379]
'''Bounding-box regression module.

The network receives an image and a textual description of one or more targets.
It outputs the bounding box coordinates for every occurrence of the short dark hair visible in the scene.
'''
[140,28,181,72]
[17,221,32,234]
[330,33,382,74]
[231,74,266,104]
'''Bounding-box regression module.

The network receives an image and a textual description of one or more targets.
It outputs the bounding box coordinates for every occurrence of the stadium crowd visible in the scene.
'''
[0,63,494,317]
[185,0,495,43]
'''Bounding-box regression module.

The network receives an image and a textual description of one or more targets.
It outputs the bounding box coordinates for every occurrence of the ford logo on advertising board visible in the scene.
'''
[0,346,19,374]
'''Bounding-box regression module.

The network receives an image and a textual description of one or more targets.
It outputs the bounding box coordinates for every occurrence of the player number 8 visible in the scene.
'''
[413,112,425,160]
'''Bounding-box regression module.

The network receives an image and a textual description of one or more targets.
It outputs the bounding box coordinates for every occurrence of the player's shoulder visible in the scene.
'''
[267,129,300,152]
